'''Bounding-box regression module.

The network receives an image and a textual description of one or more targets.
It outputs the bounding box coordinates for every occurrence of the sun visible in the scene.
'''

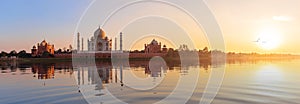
[256,28,282,50]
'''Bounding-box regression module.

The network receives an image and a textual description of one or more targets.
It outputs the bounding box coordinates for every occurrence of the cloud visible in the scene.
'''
[272,16,292,21]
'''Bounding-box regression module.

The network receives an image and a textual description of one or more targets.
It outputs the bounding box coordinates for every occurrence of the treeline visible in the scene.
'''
[0,49,73,58]
[0,50,31,58]
[226,52,298,59]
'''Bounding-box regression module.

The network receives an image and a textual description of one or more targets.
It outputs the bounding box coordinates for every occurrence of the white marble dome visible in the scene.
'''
[94,27,106,39]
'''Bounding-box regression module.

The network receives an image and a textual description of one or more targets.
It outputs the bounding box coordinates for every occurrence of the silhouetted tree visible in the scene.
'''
[63,47,67,53]
[17,50,31,58]
[69,45,73,50]
[55,48,62,54]
[179,44,189,51]
[203,47,209,53]
[8,50,17,58]
[41,51,53,58]
[1,51,8,58]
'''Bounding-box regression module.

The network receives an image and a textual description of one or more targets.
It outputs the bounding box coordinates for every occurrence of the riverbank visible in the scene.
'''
[1,55,299,64]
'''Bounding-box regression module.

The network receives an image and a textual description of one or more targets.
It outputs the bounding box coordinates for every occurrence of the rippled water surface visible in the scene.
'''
[1,59,300,104]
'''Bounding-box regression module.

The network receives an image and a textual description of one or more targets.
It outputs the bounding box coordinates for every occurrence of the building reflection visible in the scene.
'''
[29,63,73,80]
[76,65,113,95]
[76,66,113,86]
[76,60,172,91]
[145,58,168,77]
[31,64,55,79]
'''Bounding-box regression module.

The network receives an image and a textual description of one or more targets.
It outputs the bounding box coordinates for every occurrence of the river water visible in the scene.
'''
[0,59,299,104]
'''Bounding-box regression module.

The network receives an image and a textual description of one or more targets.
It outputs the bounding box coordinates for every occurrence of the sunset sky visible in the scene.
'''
[1,0,300,54]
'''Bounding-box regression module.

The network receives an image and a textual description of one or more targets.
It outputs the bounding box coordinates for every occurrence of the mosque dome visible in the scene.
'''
[151,39,158,45]
[94,27,106,39]
[41,40,47,46]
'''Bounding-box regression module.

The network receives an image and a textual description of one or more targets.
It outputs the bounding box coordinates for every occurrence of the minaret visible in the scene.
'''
[77,32,80,51]
[115,37,117,51]
[120,32,123,52]
[87,38,89,51]
[81,38,84,51]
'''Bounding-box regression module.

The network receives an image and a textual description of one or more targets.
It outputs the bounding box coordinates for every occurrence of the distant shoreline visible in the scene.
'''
[1,55,299,63]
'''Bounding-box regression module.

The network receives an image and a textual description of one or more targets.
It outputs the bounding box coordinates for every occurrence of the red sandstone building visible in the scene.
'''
[144,39,168,53]
[31,40,55,57]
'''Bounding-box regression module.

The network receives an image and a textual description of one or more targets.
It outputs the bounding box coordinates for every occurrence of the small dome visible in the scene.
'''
[41,40,47,46]
[151,39,158,45]
[94,27,106,39]
[163,45,166,48]
[33,45,36,49]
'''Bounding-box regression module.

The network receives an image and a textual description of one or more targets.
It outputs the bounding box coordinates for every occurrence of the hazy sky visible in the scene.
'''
[207,0,300,54]
[0,0,90,52]
[1,0,300,54]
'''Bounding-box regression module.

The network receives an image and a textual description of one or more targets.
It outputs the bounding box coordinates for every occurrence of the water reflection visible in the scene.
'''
[74,60,206,84]
[1,58,300,104]
[0,61,86,104]
[32,64,54,79]
[73,58,212,104]
[73,58,300,104]
[0,61,73,80]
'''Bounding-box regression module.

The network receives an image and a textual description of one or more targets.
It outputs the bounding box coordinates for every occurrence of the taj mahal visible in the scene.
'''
[75,26,168,58]
[87,27,112,52]
[76,27,124,53]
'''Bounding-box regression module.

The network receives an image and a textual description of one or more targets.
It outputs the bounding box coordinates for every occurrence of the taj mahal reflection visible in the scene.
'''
[74,58,205,104]
[75,60,169,87]
[74,59,175,98]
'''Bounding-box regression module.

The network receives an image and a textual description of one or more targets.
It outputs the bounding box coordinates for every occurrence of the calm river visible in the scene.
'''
[0,59,299,104]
